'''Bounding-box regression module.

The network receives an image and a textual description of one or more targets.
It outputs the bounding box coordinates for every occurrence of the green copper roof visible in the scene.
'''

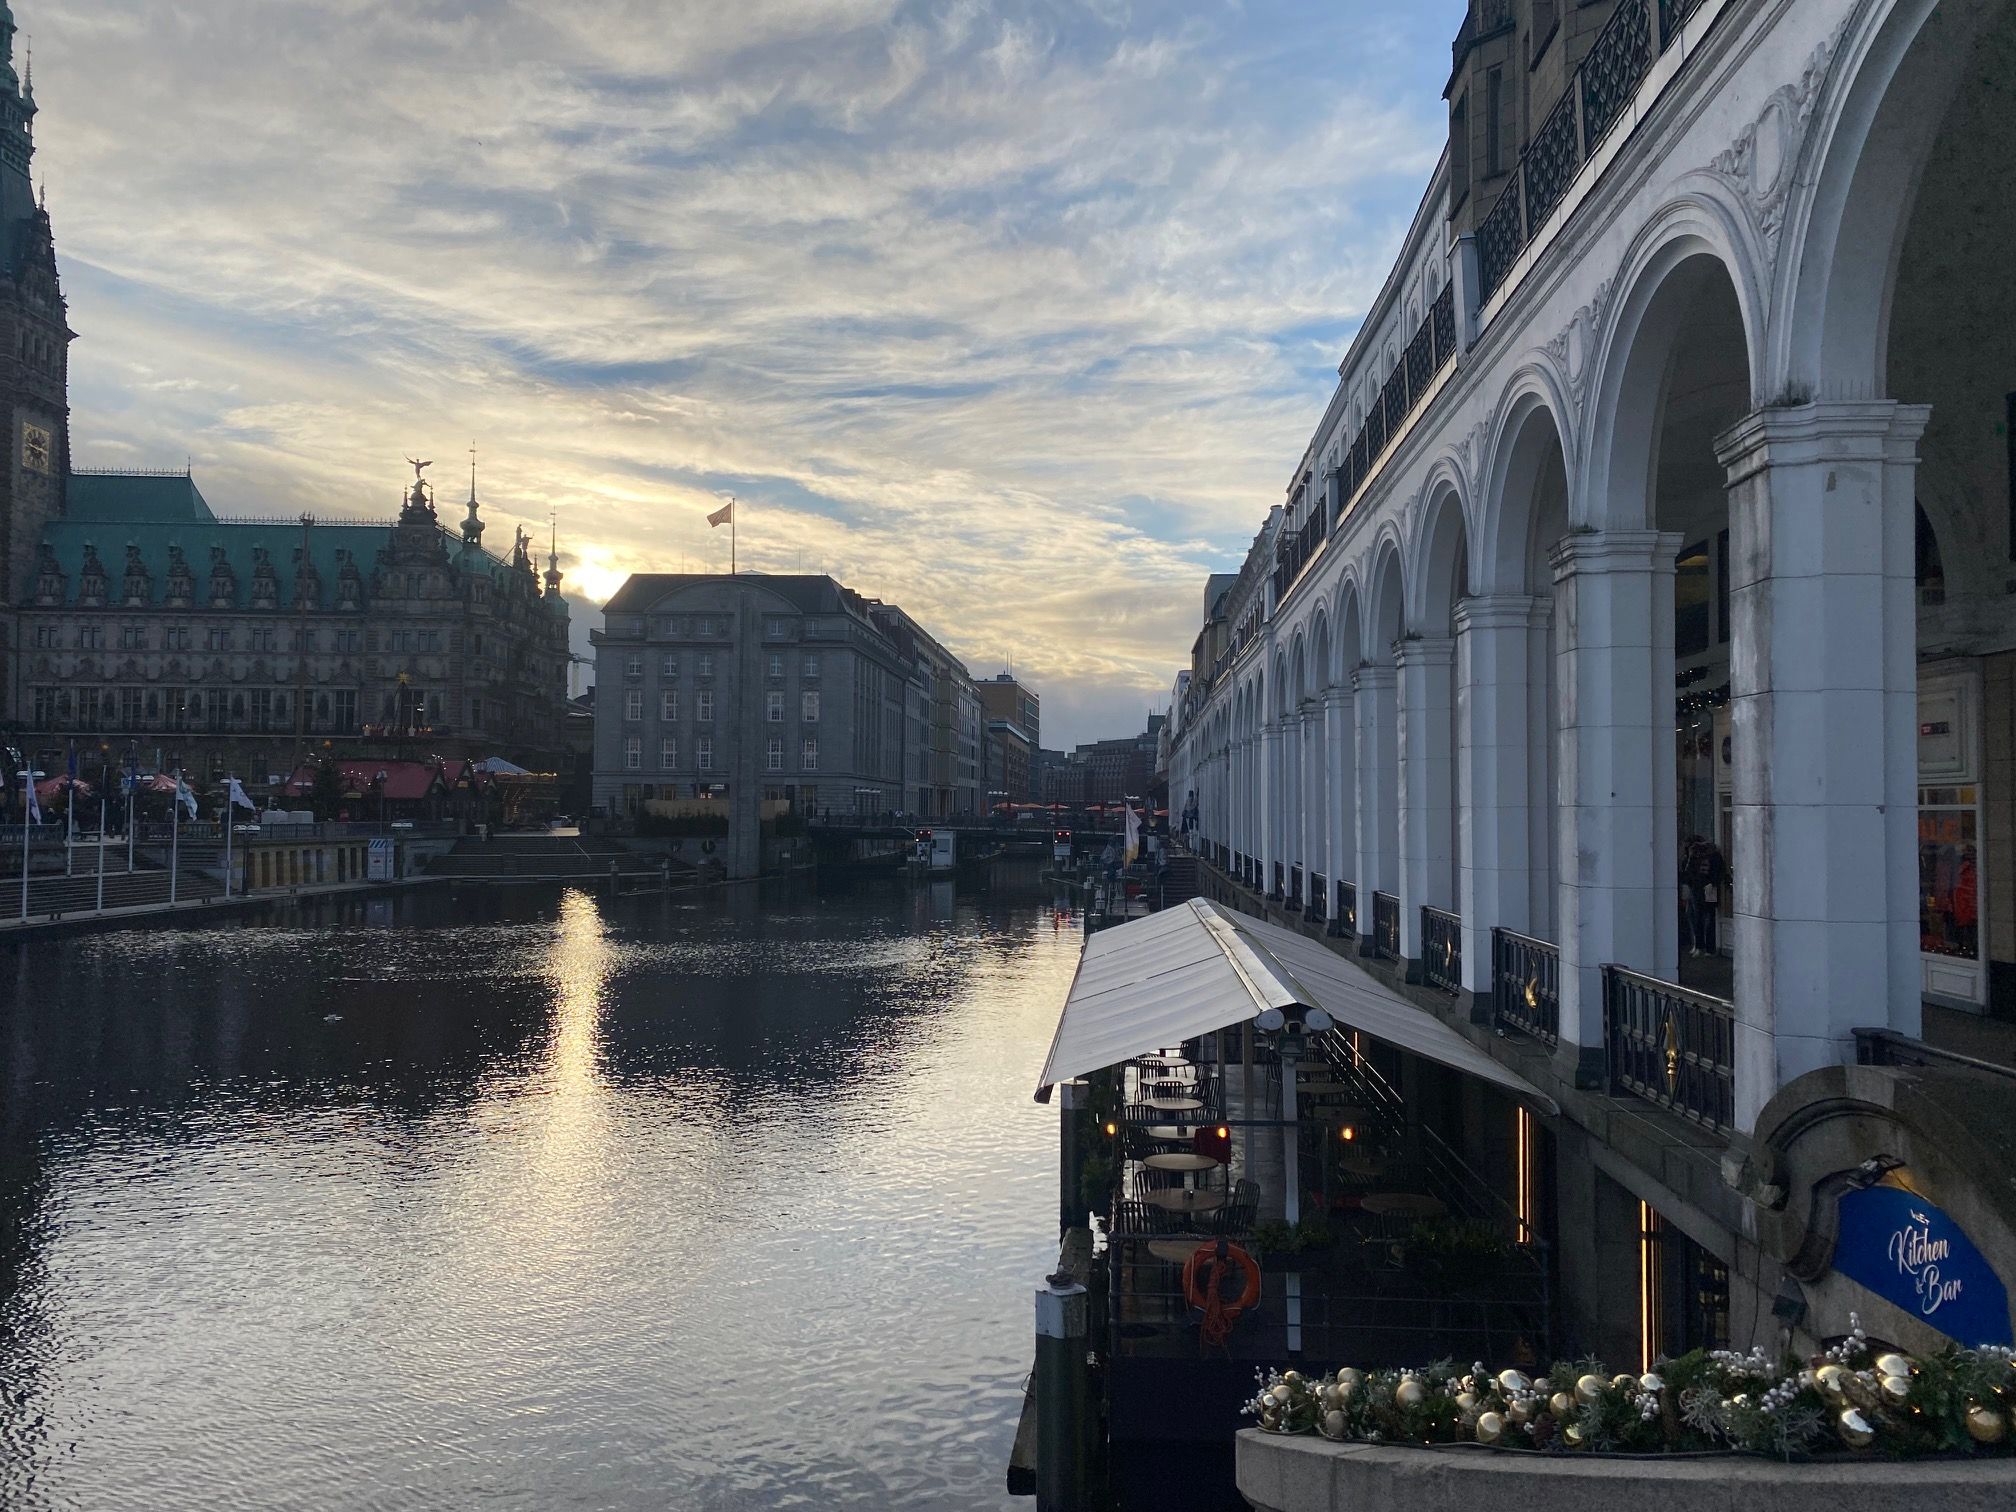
[65,471,217,524]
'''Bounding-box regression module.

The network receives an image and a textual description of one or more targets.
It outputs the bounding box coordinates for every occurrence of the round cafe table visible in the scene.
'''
[1145,1125,1201,1142]
[1141,1188,1227,1214]
[1143,1152,1223,1174]
[1360,1192,1447,1219]
[1142,1097,1204,1114]
[1139,1054,1190,1068]
[1146,1238,1209,1265]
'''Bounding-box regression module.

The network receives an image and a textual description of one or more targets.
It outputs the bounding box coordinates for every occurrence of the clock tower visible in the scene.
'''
[0,1,69,608]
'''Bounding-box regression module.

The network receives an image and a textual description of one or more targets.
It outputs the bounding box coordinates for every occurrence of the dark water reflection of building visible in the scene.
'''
[0,867,1070,1511]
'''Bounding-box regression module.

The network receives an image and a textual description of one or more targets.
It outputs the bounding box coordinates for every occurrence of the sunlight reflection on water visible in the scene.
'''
[0,877,1076,1510]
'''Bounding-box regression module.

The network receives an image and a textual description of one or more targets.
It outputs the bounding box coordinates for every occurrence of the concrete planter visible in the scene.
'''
[1236,1429,2016,1512]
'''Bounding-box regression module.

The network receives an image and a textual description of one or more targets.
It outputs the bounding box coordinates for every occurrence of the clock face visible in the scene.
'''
[22,422,50,474]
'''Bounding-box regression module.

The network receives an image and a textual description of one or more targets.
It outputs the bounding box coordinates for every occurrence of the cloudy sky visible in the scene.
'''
[33,0,1460,748]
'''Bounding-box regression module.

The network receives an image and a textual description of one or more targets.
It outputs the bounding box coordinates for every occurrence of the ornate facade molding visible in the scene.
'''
[1541,274,1617,420]
[1704,27,1847,268]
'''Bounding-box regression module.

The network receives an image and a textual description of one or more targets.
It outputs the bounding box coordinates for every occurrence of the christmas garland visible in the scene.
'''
[1244,1318,2016,1457]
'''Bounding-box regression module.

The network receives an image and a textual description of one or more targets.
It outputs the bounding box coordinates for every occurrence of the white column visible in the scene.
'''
[1552,530,1680,1083]
[1283,710,1302,902]
[1716,402,1927,1129]
[1457,596,1537,1006]
[1323,687,1354,933]
[1259,722,1279,896]
[1352,664,1397,951]
[1301,700,1322,915]
[1397,637,1457,974]
[1525,598,1559,941]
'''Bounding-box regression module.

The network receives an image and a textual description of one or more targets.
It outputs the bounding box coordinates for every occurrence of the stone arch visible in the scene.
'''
[1580,201,1768,531]
[1409,475,1472,636]
[1476,368,1577,596]
[1366,533,1406,661]
[1334,577,1364,676]
[1309,609,1332,693]
[1775,0,2003,402]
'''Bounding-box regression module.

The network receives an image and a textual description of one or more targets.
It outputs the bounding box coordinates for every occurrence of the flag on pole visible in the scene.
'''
[66,741,78,783]
[707,500,734,528]
[227,776,256,812]
[25,772,41,825]
[175,772,199,820]
[1123,802,1141,867]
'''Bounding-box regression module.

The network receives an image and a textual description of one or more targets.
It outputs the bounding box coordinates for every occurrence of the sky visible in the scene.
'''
[31,0,1462,750]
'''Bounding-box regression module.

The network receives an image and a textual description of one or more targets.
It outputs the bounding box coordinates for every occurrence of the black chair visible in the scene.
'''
[1215,1179,1258,1236]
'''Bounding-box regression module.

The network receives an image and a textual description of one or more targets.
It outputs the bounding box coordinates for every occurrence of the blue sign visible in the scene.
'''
[1832,1185,2012,1347]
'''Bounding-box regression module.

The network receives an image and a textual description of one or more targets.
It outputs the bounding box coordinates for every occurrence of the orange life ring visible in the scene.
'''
[1182,1240,1262,1349]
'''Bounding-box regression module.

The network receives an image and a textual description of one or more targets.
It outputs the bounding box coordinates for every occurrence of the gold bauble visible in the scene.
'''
[1965,1404,2009,1445]
[1506,1396,1534,1425]
[1550,1391,1575,1417]
[1533,1376,1552,1393]
[1879,1373,1912,1404]
[1260,1392,1280,1412]
[1282,1370,1303,1385]
[1395,1379,1426,1408]
[1611,1373,1637,1392]
[1874,1353,1912,1381]
[1638,1373,1664,1393]
[1322,1409,1348,1441]
[1575,1373,1605,1404]
[1335,1368,1364,1390]
[1838,1407,1876,1450]
[1564,1423,1586,1447]
[1496,1369,1531,1395]
[1317,1385,1339,1410]
[1475,1411,1505,1445]
[1454,1391,1479,1414]
[1814,1364,1849,1400]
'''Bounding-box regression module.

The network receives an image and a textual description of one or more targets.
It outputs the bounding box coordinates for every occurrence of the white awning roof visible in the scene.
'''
[1033,898,1557,1115]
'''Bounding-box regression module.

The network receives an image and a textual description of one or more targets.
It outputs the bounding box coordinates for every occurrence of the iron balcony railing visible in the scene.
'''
[1372,891,1400,961]
[1476,0,1716,305]
[1421,905,1462,996]
[1492,928,1560,1045]
[1603,965,1735,1133]
[1854,1028,2016,1086]
[1331,879,1356,938]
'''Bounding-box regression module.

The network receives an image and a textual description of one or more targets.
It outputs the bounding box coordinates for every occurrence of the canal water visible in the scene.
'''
[0,873,1075,1510]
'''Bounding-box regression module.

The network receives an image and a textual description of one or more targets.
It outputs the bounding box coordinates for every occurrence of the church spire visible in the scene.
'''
[0,3,38,270]
[460,442,484,549]
[543,512,563,601]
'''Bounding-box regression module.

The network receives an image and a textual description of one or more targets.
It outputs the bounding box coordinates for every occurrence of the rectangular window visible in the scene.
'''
[78,625,105,650]
[335,629,361,653]
[624,735,641,770]
[249,627,276,652]
[661,690,679,721]
[31,687,56,726]
[767,691,784,722]
[661,653,680,678]
[698,691,714,722]
[1920,794,1980,961]
[251,689,273,731]
[804,620,821,637]
[769,654,784,677]
[661,737,678,769]
[206,627,231,652]
[697,618,714,637]
[1675,540,1711,659]
[801,690,821,723]
[120,688,143,728]
[766,619,786,638]
[767,738,784,771]
[626,654,643,678]
[802,653,820,679]
[33,624,57,648]
[334,690,357,731]
[118,624,147,650]
[624,689,643,721]
[697,738,713,771]
[295,629,319,653]
[802,738,819,772]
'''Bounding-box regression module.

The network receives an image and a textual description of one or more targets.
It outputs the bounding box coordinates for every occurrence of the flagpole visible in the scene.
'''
[170,767,181,906]
[223,774,234,901]
[127,757,137,875]
[19,772,29,921]
[96,790,107,914]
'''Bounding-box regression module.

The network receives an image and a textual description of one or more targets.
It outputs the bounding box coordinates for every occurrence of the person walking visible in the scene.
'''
[1687,835,1726,957]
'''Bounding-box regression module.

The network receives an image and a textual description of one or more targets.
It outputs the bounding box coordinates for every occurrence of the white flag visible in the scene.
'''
[1123,802,1141,866]
[227,776,256,812]
[707,499,734,528]
[25,772,41,826]
[176,773,199,820]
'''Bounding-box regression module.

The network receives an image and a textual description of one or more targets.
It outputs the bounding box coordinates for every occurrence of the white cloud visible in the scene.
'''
[33,0,1460,745]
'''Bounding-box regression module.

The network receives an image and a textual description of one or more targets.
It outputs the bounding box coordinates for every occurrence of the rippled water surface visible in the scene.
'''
[0,876,1073,1510]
